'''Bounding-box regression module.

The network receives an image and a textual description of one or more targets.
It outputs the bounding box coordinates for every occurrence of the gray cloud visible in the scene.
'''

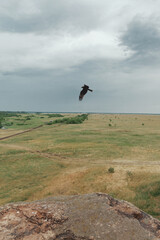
[120,18,160,66]
[0,0,103,34]
[1,58,160,113]
[122,19,160,52]
[1,0,160,113]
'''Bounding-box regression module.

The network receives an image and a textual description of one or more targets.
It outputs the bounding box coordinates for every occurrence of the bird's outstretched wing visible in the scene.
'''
[79,90,84,101]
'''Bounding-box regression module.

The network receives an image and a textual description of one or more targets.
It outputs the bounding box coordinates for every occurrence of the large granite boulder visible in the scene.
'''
[0,193,159,240]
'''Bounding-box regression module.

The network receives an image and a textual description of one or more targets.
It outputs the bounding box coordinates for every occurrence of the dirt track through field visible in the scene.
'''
[0,125,43,141]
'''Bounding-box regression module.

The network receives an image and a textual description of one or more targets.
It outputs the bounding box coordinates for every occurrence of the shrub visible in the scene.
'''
[4,122,13,126]
[108,167,115,173]
[25,117,31,120]
[46,122,53,125]
[108,123,112,127]
[127,171,133,179]
[150,181,160,197]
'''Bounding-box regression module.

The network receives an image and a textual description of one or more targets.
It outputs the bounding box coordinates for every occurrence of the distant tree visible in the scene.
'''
[47,114,88,125]
[0,119,3,128]
[47,114,64,118]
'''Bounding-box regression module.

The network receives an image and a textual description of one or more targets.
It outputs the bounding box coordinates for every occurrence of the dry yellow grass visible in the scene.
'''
[0,113,160,218]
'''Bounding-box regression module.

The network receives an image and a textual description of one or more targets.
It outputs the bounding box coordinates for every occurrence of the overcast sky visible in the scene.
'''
[1,0,160,113]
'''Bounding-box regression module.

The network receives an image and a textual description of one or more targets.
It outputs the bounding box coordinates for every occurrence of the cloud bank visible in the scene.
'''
[1,0,160,113]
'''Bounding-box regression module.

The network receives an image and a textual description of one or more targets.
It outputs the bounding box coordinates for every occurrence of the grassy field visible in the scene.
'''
[0,112,160,219]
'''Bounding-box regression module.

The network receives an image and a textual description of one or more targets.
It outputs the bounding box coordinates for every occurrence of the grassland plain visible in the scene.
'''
[0,113,160,219]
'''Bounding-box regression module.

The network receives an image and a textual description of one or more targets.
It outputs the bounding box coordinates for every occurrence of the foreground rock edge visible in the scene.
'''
[0,193,159,240]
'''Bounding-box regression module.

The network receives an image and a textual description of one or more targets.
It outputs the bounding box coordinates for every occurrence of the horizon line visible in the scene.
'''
[1,110,160,115]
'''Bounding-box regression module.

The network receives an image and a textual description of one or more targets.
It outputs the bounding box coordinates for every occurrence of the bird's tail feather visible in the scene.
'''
[79,95,83,101]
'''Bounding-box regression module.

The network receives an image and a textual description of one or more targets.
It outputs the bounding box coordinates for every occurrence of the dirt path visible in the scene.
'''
[0,141,66,160]
[0,125,43,141]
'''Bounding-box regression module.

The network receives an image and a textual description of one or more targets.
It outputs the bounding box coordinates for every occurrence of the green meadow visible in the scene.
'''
[0,112,160,219]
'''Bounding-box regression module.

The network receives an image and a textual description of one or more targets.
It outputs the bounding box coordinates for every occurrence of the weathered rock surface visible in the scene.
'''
[0,193,160,240]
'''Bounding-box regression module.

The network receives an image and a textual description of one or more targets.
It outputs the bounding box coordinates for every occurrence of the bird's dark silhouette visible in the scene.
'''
[79,84,93,101]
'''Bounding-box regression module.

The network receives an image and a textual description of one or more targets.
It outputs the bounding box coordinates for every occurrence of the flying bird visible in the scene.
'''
[79,84,93,101]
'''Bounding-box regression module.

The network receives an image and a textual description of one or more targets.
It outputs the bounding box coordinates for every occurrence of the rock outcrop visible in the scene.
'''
[0,193,159,240]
